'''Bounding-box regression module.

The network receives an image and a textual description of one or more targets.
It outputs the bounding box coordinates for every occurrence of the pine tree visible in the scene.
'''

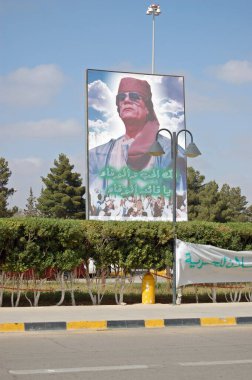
[24,187,38,217]
[0,157,15,217]
[245,205,252,222]
[187,167,205,220]
[218,184,248,222]
[187,166,250,222]
[196,181,222,221]
[37,154,85,219]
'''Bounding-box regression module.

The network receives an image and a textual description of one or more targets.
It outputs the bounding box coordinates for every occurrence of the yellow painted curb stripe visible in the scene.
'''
[145,319,164,328]
[200,317,236,326]
[0,323,24,332]
[67,321,107,330]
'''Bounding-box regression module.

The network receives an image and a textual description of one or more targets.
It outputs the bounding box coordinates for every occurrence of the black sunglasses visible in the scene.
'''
[116,92,143,103]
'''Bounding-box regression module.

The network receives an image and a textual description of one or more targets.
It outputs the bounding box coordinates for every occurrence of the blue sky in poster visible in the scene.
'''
[1,0,252,208]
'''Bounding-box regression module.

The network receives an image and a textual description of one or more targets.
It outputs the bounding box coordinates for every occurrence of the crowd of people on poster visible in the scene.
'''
[87,70,187,221]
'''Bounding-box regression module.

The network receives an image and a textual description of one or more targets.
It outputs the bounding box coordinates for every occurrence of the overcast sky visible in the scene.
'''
[1,0,251,209]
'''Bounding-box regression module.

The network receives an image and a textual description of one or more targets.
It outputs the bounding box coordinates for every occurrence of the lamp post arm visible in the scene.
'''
[176,128,194,143]
[155,128,173,158]
[155,128,173,140]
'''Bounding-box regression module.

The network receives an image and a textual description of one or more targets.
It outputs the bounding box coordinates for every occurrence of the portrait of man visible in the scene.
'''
[87,70,187,221]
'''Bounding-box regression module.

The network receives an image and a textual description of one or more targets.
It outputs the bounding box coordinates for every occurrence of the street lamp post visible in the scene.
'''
[148,129,201,305]
[146,4,161,74]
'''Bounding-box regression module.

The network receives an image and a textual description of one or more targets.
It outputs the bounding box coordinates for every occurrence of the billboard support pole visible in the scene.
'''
[85,69,90,220]
[152,12,155,74]
[146,4,161,74]
[148,128,201,305]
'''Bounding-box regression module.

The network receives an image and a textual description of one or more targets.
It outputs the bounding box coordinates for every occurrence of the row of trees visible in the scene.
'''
[0,154,251,222]
[1,154,86,219]
[188,167,252,222]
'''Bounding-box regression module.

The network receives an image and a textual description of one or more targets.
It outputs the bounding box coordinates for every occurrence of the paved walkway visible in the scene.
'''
[1,302,252,332]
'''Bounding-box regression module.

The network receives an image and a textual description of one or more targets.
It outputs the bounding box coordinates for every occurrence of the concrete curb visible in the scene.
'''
[1,316,252,332]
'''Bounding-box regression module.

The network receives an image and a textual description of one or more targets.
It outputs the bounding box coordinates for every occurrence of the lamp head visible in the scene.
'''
[185,142,201,158]
[148,141,165,156]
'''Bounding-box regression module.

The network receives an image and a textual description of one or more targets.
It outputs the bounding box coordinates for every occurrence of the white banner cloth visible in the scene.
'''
[176,239,252,287]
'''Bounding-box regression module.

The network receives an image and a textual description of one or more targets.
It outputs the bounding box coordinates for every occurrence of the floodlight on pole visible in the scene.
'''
[148,128,201,305]
[146,4,161,74]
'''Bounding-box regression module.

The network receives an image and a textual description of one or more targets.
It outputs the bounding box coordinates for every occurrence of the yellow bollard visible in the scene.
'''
[142,272,155,304]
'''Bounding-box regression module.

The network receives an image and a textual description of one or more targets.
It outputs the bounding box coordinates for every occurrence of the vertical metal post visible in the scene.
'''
[85,69,90,220]
[149,128,200,305]
[172,132,177,305]
[152,13,155,74]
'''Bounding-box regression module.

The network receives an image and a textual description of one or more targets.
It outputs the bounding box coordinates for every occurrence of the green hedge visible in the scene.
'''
[0,218,251,275]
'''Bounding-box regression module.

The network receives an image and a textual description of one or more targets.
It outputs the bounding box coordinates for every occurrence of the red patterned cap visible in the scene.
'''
[117,77,152,100]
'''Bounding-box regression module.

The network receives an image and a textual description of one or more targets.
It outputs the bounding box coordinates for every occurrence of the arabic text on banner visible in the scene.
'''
[176,239,252,287]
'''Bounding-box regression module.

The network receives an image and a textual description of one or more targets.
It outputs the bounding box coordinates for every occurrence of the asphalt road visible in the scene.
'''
[1,326,252,379]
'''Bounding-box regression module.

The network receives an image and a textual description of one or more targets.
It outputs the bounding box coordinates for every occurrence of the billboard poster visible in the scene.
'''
[87,69,187,221]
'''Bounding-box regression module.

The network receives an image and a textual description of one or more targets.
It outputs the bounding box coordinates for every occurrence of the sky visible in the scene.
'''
[1,0,252,209]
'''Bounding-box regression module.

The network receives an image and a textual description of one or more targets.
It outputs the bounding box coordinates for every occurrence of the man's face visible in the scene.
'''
[118,92,149,124]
